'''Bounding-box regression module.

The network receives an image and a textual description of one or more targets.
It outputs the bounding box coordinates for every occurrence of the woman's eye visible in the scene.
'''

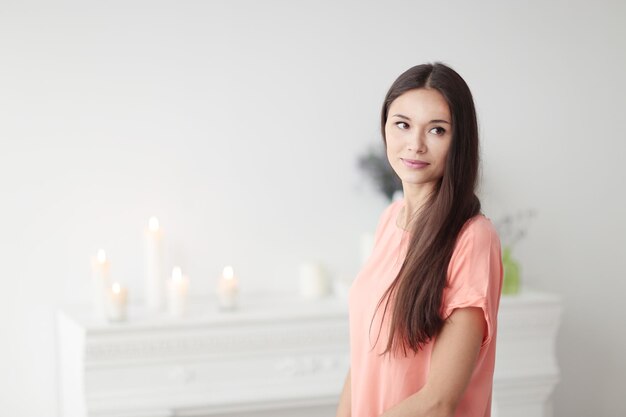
[430,127,446,135]
[395,122,409,130]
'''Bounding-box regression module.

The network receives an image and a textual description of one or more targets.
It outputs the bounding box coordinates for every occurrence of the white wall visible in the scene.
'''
[1,1,624,416]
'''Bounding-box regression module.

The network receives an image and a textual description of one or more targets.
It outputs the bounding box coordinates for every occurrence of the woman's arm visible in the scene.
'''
[335,367,352,417]
[380,306,486,417]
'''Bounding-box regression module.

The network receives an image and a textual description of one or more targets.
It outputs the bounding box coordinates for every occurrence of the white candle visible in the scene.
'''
[91,249,111,320]
[106,282,128,322]
[167,266,190,317]
[144,216,165,311]
[217,266,239,310]
[299,262,330,299]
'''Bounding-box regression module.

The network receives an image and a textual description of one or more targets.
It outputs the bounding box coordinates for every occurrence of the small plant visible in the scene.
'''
[493,209,537,295]
[357,144,402,202]
[494,209,537,249]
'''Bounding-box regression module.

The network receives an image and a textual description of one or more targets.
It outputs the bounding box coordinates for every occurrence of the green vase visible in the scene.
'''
[502,246,521,295]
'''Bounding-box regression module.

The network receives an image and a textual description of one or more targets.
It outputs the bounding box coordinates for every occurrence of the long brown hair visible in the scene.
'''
[373,62,482,356]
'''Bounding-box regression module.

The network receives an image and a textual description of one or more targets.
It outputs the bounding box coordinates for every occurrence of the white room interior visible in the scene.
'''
[1,1,625,416]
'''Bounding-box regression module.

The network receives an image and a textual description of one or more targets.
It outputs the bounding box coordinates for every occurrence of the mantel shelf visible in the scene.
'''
[57,288,562,417]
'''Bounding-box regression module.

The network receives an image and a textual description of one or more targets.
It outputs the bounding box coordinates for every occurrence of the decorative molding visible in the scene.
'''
[58,290,562,417]
[274,355,343,377]
[85,323,348,365]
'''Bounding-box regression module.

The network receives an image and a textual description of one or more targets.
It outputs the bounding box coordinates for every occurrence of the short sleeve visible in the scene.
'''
[442,216,503,348]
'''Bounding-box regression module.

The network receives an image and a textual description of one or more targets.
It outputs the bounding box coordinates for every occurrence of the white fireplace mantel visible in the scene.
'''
[57,289,562,417]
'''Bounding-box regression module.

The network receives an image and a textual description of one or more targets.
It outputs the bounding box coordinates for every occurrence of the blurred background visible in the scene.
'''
[1,0,625,416]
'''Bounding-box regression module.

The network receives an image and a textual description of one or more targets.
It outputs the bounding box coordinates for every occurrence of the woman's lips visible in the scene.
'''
[401,158,429,169]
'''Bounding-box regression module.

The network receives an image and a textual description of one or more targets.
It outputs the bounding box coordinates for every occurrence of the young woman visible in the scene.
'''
[335,63,503,417]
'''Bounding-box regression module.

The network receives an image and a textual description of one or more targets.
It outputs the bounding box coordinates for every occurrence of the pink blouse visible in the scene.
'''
[348,199,503,417]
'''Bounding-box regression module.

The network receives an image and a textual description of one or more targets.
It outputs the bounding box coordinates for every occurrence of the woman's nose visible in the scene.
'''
[408,132,427,153]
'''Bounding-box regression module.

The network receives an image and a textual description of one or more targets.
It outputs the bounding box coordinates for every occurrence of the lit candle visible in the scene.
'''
[91,249,111,320]
[299,262,330,299]
[217,266,239,310]
[144,216,165,311]
[106,282,128,322]
[167,266,190,316]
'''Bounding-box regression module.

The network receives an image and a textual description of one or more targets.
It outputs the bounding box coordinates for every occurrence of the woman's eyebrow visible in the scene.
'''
[391,114,451,125]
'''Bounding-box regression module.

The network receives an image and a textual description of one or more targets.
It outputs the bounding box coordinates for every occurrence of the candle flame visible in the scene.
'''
[97,249,107,263]
[112,282,121,294]
[172,266,183,281]
[223,266,234,280]
[148,216,160,231]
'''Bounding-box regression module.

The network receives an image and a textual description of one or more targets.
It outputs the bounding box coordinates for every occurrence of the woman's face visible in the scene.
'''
[384,88,453,192]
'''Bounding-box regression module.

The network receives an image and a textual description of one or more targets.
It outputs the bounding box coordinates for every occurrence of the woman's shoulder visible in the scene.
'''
[374,198,403,224]
[457,213,500,244]
[385,198,404,218]
[371,199,403,241]
[448,213,502,285]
